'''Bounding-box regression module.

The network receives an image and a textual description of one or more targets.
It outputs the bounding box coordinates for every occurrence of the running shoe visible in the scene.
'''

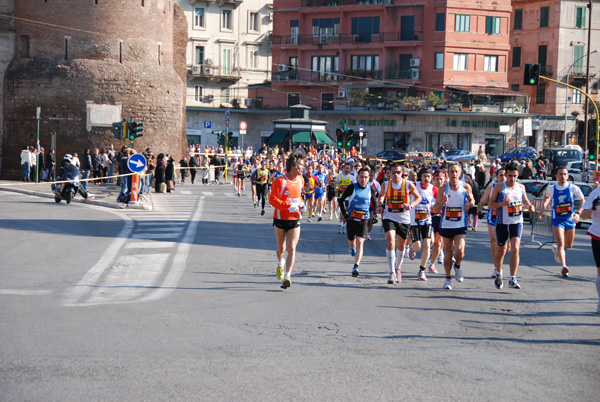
[418,270,427,281]
[561,266,570,278]
[349,247,356,257]
[443,278,452,290]
[491,269,498,278]
[409,249,416,260]
[318,216,322,222]
[307,218,312,223]
[342,225,346,234]
[338,225,343,234]
[387,273,397,284]
[495,275,503,289]
[396,268,402,283]
[454,266,464,282]
[237,192,241,197]
[509,278,521,289]
[427,263,438,274]
[329,213,333,220]
[366,233,371,241]
[261,209,265,216]
[254,202,257,208]
[352,266,359,277]
[437,250,444,264]
[335,212,338,219]
[276,265,284,281]
[452,257,456,263]
[281,276,291,289]
[552,245,560,264]
[403,247,410,258]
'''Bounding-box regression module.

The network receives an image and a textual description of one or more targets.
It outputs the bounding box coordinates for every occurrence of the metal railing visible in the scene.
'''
[272,31,423,46]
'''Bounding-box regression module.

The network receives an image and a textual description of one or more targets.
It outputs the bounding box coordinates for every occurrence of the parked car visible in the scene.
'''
[518,179,547,221]
[445,149,476,162]
[541,147,583,177]
[498,146,537,163]
[376,150,408,163]
[535,181,593,227]
[565,161,583,182]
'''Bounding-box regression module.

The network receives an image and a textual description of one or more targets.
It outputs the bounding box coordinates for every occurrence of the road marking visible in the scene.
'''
[202,191,214,196]
[124,241,176,249]
[131,233,180,239]
[0,289,53,296]
[135,222,186,227]
[180,191,192,194]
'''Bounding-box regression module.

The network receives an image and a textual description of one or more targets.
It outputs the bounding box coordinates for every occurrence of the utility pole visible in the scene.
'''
[583,0,593,154]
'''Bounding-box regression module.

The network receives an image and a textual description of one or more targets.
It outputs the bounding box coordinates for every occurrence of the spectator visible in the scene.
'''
[179,156,189,184]
[106,144,116,183]
[37,147,45,182]
[101,148,110,183]
[91,148,102,185]
[154,153,166,193]
[29,146,37,182]
[46,148,56,182]
[189,155,198,184]
[118,147,130,197]
[165,156,175,192]
[80,148,92,192]
[20,145,31,181]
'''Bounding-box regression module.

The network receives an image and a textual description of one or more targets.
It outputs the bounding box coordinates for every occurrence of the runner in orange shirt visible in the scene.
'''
[269,151,306,289]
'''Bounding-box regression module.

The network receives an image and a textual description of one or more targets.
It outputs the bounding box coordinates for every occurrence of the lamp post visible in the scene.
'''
[563,49,598,146]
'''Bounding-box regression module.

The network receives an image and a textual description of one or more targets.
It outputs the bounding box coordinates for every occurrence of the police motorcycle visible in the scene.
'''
[52,154,89,204]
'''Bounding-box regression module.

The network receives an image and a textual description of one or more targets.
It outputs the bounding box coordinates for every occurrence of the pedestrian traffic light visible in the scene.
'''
[523,63,540,86]
[589,140,597,161]
[346,129,354,147]
[112,121,123,139]
[336,128,344,147]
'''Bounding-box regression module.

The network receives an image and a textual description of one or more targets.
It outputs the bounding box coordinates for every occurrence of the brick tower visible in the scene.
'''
[2,0,188,179]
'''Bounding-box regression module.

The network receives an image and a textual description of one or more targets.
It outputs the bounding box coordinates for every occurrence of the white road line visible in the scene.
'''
[124,241,177,249]
[131,233,181,239]
[201,192,214,196]
[135,222,186,227]
[0,289,53,296]
[179,191,192,194]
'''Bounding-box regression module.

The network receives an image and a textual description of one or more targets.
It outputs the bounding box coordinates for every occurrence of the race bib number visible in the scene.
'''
[351,210,367,220]
[387,200,404,213]
[445,207,462,221]
[507,202,523,217]
[555,203,572,217]
[415,209,429,221]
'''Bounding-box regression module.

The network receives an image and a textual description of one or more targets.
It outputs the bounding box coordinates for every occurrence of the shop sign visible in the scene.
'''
[348,119,396,127]
[446,118,503,128]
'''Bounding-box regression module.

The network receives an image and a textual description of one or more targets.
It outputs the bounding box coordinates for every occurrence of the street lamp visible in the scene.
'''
[563,49,599,146]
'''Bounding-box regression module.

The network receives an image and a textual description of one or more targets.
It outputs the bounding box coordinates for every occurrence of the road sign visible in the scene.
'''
[239,121,247,130]
[225,119,230,128]
[359,125,364,137]
[204,121,211,128]
[240,130,247,135]
[225,108,230,120]
[127,153,147,173]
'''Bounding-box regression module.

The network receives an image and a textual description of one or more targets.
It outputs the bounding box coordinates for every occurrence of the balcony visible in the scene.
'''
[301,0,391,6]
[189,64,241,82]
[189,0,242,6]
[272,31,423,46]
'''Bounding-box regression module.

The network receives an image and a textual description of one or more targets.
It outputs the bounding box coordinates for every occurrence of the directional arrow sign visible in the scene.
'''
[127,153,147,173]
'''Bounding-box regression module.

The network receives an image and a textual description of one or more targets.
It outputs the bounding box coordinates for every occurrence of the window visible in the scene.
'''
[576,7,586,28]
[222,9,232,30]
[484,56,498,72]
[351,55,379,71]
[400,16,415,41]
[194,85,203,102]
[221,87,231,103]
[399,54,412,73]
[290,20,299,44]
[289,57,298,79]
[435,13,445,31]
[455,14,470,32]
[288,93,300,107]
[249,12,259,33]
[311,55,339,81]
[351,17,380,43]
[195,45,204,65]
[573,45,584,74]
[511,84,520,92]
[540,6,549,28]
[222,48,232,75]
[194,8,205,28]
[321,93,334,111]
[434,53,444,70]
[572,88,582,104]
[248,48,258,69]
[485,16,500,34]
[536,83,545,104]
[453,53,468,71]
[512,46,521,68]
[312,18,340,37]
[514,9,523,30]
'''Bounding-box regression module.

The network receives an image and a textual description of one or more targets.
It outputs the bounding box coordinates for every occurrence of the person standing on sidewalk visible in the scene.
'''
[539,166,585,278]
[80,148,92,192]
[20,145,31,181]
[269,151,306,289]
[488,163,535,290]
[581,188,600,313]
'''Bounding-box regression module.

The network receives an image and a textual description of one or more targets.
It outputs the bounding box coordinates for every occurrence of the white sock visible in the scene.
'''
[396,249,404,270]
[386,249,395,273]
[279,258,285,267]
[596,275,600,302]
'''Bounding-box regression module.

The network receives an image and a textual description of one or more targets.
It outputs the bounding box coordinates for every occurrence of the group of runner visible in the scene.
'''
[234,149,600,312]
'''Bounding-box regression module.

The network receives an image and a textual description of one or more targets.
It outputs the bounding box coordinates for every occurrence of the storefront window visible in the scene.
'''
[384,132,410,151]
[485,134,504,158]
[427,133,471,153]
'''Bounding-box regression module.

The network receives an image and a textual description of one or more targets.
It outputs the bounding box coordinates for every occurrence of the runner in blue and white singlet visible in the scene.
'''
[477,167,506,279]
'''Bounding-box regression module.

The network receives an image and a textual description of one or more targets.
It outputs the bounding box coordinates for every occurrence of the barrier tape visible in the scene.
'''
[0,172,137,187]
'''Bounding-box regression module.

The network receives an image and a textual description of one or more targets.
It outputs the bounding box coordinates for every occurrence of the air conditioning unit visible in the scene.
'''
[208,94,214,101]
[411,68,421,80]
[278,64,288,72]
[410,58,421,67]
[204,67,212,75]
[245,98,253,107]
[337,90,346,98]
[192,65,202,75]
[277,75,289,81]
[205,58,214,66]
[329,74,338,81]
[320,35,332,45]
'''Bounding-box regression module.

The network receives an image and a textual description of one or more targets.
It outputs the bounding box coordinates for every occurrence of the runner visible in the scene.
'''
[339,167,378,277]
[366,168,381,241]
[255,159,270,215]
[269,151,306,289]
[235,160,247,196]
[427,169,446,273]
[488,162,535,289]
[313,164,327,221]
[336,162,356,233]
[303,164,317,223]
[539,166,585,277]
[250,159,260,207]
[433,162,475,290]
[581,188,600,312]
[477,167,507,278]
[326,164,338,220]
[376,163,422,284]
[409,168,438,281]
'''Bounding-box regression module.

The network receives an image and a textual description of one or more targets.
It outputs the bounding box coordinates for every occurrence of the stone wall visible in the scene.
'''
[0,0,14,177]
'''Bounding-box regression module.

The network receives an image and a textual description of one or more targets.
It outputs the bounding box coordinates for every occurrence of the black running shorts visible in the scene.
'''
[273,218,301,232]
[410,225,432,242]
[382,219,410,239]
[347,219,368,240]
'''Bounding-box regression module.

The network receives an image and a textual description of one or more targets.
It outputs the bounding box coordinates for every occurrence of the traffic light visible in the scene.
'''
[227,132,233,148]
[127,121,143,141]
[112,121,123,139]
[336,128,343,147]
[346,129,354,147]
[523,63,540,86]
[589,140,597,161]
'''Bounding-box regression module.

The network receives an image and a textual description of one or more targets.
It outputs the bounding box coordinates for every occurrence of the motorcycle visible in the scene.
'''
[52,164,83,204]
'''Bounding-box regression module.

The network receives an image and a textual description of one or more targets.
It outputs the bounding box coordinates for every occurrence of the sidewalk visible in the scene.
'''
[0,180,153,210]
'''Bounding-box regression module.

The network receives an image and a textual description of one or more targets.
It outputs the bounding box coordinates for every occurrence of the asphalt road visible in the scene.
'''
[0,186,598,401]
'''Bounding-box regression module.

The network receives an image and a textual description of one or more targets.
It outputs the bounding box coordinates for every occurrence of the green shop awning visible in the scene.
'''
[313,131,333,145]
[292,131,310,143]
[267,130,288,146]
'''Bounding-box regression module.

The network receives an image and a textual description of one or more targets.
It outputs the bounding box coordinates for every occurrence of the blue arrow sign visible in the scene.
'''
[127,153,147,173]
[359,125,364,133]
[225,108,230,120]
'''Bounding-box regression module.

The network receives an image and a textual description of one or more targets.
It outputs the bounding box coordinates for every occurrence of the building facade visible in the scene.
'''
[0,0,15,176]
[508,0,600,148]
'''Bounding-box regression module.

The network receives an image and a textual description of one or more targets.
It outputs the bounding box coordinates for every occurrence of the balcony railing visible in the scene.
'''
[273,31,423,45]
[274,69,418,82]
[301,0,392,6]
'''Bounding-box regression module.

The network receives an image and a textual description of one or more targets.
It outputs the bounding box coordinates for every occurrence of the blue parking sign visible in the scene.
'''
[204,121,211,128]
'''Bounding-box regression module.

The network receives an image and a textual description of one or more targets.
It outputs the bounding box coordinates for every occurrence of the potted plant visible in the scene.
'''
[426,92,446,110]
